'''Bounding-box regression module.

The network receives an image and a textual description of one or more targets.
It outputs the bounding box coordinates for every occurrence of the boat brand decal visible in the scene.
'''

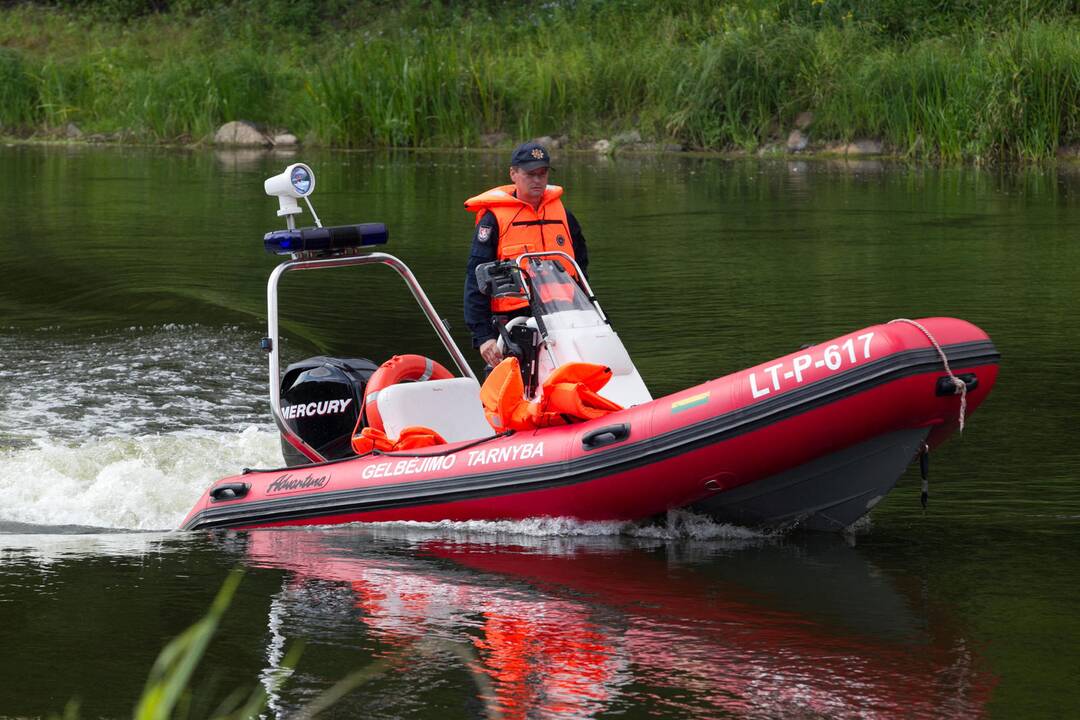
[267,472,330,493]
[671,391,710,413]
[283,398,353,420]
[749,332,876,400]
[362,455,458,480]
[467,442,544,467]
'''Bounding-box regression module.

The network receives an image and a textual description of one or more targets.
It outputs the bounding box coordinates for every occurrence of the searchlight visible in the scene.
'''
[265,163,318,227]
[263,162,389,258]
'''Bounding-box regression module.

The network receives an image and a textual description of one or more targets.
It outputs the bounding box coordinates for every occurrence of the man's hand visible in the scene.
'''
[479,338,503,367]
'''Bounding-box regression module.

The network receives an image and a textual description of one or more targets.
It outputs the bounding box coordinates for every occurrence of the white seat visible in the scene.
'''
[374,377,494,443]
[537,313,653,407]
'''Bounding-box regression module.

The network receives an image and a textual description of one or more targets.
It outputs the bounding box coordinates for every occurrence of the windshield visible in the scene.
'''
[523,258,596,316]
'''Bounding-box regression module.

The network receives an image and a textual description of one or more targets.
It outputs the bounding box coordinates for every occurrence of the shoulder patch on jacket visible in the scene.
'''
[477,225,492,242]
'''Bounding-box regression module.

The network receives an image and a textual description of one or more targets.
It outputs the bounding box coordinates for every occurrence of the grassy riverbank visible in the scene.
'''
[3,1,1080,161]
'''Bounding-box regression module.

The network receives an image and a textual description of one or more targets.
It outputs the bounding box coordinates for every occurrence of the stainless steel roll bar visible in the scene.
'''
[266,252,476,464]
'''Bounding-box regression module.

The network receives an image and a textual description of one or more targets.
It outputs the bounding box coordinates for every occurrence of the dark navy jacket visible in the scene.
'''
[464,208,588,347]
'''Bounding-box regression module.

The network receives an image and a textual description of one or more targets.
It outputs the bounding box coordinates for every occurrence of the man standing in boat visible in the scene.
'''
[463,141,589,367]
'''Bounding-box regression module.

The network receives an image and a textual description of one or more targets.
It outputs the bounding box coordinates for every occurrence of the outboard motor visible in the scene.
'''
[278,356,378,467]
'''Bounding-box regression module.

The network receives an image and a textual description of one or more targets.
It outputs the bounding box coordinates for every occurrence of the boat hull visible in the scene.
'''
[692,427,929,530]
[181,317,999,531]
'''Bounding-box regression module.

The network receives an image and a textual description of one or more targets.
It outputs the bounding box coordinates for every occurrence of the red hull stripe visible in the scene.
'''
[183,341,998,530]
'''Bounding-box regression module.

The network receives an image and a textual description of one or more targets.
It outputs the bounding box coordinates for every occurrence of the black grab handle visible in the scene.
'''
[935,373,978,396]
[582,423,631,451]
[210,482,250,502]
[494,318,523,360]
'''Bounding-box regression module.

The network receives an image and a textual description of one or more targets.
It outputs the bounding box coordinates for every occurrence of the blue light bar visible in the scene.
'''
[264,223,389,255]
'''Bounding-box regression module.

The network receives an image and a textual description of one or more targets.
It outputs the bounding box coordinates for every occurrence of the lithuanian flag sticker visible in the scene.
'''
[671,391,710,414]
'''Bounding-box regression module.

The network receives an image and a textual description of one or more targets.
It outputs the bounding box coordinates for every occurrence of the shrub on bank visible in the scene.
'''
[2,1,1080,160]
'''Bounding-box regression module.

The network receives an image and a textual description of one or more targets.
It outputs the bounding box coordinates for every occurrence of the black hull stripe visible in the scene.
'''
[183,341,999,529]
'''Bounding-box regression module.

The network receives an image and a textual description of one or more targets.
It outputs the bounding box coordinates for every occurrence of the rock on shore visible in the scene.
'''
[786,129,808,152]
[214,121,270,147]
[213,121,301,148]
[843,139,884,156]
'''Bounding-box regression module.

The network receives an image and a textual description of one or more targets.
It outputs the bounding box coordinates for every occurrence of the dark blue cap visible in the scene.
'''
[510,141,551,171]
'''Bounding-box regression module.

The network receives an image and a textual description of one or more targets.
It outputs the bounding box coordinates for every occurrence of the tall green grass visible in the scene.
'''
[132,571,292,720]
[808,21,1080,161]
[0,48,38,128]
[50,569,497,718]
[3,1,1080,160]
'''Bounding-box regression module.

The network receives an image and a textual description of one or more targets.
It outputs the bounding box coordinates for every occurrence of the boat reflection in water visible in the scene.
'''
[240,524,993,718]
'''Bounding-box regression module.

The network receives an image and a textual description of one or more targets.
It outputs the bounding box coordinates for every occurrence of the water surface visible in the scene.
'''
[0,146,1077,717]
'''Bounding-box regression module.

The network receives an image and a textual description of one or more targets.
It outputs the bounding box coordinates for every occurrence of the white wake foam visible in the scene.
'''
[0,531,174,565]
[0,325,268,447]
[0,426,281,531]
[0,325,282,530]
[363,509,769,542]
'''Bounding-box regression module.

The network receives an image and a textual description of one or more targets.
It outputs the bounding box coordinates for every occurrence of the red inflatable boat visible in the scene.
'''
[180,164,999,532]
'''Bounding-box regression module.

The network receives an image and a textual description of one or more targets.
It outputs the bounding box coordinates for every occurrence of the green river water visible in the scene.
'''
[0,145,1077,718]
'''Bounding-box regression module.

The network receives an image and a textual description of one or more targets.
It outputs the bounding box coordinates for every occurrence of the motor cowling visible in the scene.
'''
[278,356,378,467]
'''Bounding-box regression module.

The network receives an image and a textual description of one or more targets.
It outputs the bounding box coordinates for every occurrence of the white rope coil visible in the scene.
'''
[888,318,967,433]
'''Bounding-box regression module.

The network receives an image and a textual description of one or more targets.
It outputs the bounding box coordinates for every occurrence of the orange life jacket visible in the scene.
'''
[480,357,622,431]
[351,425,447,455]
[464,185,577,313]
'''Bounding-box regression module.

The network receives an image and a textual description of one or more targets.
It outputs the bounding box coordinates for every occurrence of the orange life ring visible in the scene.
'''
[363,354,454,433]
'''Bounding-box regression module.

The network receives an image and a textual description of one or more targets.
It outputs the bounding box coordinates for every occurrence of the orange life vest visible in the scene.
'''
[351,425,446,455]
[480,357,623,431]
[464,185,577,313]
